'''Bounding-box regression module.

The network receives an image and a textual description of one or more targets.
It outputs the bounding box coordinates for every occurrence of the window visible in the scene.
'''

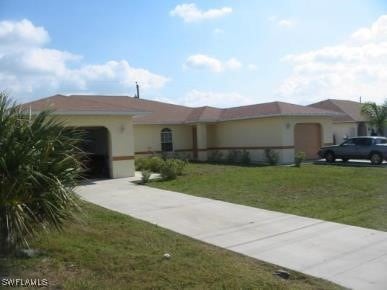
[375,138,387,144]
[341,138,356,146]
[161,128,173,152]
[356,138,372,146]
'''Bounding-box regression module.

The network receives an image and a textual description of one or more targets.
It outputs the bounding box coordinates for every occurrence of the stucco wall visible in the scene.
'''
[332,122,358,144]
[134,124,193,157]
[56,115,135,178]
[210,116,333,163]
[133,116,333,164]
[213,117,284,147]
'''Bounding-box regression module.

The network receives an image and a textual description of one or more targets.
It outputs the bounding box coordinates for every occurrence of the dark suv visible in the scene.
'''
[318,136,387,165]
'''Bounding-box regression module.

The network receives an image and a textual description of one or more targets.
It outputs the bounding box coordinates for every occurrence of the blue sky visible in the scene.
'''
[0,0,386,106]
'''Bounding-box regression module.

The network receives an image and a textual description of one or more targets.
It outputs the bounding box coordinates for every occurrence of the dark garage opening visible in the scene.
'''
[80,127,111,179]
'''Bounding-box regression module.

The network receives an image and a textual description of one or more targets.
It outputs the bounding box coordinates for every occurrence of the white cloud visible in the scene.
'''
[0,19,49,51]
[0,19,169,100]
[278,14,387,104]
[351,15,387,43]
[268,16,295,29]
[179,90,257,107]
[278,19,295,28]
[225,58,242,70]
[170,3,232,23]
[247,64,257,71]
[185,54,223,72]
[184,54,242,72]
[213,28,224,35]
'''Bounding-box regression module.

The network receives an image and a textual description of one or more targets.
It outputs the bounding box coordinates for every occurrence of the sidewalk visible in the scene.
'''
[76,177,387,290]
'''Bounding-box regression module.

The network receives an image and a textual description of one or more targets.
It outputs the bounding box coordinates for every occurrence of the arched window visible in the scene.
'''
[161,128,173,152]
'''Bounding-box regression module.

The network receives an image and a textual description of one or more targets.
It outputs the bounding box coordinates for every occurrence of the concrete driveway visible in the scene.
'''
[314,159,387,168]
[76,177,387,290]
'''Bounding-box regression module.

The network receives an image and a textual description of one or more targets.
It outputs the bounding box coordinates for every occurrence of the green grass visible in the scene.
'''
[151,163,387,231]
[1,203,342,290]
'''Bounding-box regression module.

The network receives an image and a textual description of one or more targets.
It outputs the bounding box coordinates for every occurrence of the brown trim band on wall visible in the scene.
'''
[135,149,193,155]
[207,146,295,150]
[112,156,135,161]
[135,151,162,155]
[135,146,295,155]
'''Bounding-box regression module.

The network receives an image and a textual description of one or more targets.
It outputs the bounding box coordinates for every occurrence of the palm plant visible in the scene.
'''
[0,92,84,255]
[361,101,387,136]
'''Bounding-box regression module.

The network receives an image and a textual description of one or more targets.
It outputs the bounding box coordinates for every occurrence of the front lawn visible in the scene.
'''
[1,202,341,290]
[151,163,387,231]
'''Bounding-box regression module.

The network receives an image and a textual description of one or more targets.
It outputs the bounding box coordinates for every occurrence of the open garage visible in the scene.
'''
[80,127,111,179]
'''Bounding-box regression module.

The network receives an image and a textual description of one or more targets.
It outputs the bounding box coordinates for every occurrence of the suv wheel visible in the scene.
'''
[325,152,336,163]
[370,153,382,165]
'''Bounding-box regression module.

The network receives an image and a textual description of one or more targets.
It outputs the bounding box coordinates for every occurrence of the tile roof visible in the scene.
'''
[308,99,366,122]
[24,94,341,124]
[23,94,147,116]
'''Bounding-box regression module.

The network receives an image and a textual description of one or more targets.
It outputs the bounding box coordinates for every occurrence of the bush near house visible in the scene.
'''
[208,150,224,163]
[227,150,241,163]
[208,150,251,165]
[160,159,178,180]
[241,150,251,165]
[135,156,188,180]
[140,170,152,184]
[0,93,83,255]
[294,151,306,167]
[264,148,279,165]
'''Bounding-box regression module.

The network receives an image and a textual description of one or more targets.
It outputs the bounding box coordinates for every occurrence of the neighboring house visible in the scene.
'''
[25,94,339,178]
[308,99,369,144]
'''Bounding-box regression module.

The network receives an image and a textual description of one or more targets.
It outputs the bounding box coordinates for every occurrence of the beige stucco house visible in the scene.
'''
[25,95,146,179]
[308,99,370,144]
[132,99,337,164]
[25,94,340,178]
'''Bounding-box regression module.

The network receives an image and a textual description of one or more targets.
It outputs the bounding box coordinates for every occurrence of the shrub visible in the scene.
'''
[160,159,178,180]
[173,159,187,176]
[141,170,152,184]
[264,148,279,165]
[0,93,83,254]
[294,151,306,167]
[241,150,251,165]
[227,150,241,163]
[135,156,165,173]
[135,157,150,171]
[148,156,164,172]
[208,150,223,163]
[161,151,169,160]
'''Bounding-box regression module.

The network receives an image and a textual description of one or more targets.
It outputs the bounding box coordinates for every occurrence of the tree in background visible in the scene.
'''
[361,100,387,136]
[0,92,84,255]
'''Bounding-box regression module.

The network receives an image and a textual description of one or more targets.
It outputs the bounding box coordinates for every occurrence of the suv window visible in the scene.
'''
[375,138,387,144]
[355,138,373,146]
[342,139,356,146]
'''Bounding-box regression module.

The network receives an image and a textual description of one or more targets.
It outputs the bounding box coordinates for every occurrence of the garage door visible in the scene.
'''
[294,123,321,159]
